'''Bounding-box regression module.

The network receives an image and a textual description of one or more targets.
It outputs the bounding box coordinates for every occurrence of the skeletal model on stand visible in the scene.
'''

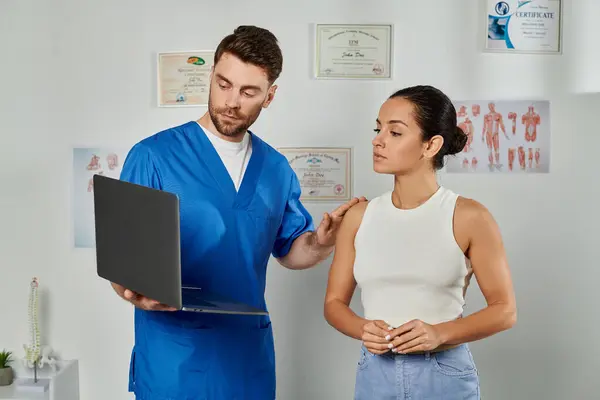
[22,277,57,382]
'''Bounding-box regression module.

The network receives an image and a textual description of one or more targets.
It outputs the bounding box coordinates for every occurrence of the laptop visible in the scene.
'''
[92,174,268,316]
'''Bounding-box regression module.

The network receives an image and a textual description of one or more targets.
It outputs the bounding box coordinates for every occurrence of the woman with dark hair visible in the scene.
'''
[324,85,517,399]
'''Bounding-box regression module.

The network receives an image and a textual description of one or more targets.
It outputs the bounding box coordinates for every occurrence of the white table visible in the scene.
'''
[0,360,79,400]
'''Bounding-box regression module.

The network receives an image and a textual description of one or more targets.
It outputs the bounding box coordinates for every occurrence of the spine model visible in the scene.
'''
[23,277,41,369]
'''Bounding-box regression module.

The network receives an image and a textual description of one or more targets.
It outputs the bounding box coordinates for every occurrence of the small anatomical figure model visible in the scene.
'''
[518,146,526,170]
[458,117,474,152]
[522,105,541,142]
[471,157,478,171]
[22,277,58,380]
[482,102,509,170]
[535,148,540,168]
[87,154,101,170]
[508,112,517,135]
[457,105,467,118]
[508,148,515,171]
[23,278,40,370]
[107,153,119,170]
[472,104,480,117]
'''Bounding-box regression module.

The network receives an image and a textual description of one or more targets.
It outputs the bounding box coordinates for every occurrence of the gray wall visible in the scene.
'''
[1,0,598,399]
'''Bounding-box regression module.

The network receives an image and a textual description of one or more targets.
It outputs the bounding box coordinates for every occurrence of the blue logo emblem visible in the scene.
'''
[495,1,510,15]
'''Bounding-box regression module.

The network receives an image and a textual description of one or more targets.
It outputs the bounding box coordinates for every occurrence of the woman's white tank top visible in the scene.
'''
[353,186,472,328]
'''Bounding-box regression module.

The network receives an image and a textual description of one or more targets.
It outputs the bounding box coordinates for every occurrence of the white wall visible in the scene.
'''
[1,0,599,399]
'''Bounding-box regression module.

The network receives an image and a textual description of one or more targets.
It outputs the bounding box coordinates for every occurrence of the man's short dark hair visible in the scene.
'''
[214,25,283,84]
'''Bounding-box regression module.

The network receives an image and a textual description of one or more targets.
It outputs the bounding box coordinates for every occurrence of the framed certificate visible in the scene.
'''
[278,147,353,202]
[314,24,393,79]
[484,0,562,54]
[157,50,214,107]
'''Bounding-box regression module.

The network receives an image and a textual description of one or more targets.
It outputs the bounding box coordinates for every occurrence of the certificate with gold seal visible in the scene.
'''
[314,24,393,79]
[279,147,353,202]
[157,51,214,107]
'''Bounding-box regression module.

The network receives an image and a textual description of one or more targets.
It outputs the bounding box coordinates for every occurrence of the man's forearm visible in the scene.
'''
[277,231,333,270]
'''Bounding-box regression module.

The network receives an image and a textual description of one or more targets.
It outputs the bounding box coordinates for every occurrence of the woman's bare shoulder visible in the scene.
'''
[348,199,370,216]
[340,199,370,233]
[455,196,499,231]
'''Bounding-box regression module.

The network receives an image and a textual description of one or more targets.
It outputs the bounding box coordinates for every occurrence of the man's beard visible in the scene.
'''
[208,100,262,139]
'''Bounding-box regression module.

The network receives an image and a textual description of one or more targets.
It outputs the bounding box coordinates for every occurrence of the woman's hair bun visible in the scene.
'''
[446,126,468,155]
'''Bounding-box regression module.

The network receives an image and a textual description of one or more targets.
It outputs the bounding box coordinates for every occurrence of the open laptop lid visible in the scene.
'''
[93,174,269,316]
[93,174,183,308]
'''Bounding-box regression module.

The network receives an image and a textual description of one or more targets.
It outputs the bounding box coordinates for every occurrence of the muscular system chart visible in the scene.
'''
[446,100,550,174]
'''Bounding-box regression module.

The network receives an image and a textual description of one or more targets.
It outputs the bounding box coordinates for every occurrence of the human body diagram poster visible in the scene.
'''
[72,147,128,248]
[446,101,550,174]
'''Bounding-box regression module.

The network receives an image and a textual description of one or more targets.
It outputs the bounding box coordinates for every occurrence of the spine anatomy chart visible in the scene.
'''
[447,100,550,174]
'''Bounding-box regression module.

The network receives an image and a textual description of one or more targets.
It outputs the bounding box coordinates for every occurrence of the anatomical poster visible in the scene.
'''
[72,147,129,248]
[446,100,550,174]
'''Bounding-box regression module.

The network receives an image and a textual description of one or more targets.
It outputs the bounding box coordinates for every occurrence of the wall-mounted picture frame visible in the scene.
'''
[313,24,393,79]
[278,147,353,202]
[483,0,563,55]
[157,50,214,107]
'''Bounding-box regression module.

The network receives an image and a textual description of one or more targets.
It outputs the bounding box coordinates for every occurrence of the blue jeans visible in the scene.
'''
[354,344,480,399]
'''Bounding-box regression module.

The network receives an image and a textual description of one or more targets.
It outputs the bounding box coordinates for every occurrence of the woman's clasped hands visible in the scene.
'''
[361,319,444,354]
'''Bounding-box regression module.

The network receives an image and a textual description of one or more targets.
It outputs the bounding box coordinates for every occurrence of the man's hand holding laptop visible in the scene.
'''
[111,282,177,311]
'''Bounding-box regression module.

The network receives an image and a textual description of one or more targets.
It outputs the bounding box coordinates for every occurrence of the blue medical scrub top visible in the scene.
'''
[119,121,314,400]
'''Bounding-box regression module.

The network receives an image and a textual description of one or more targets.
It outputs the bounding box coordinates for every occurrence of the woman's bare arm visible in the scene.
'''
[323,201,370,340]
[435,197,517,345]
